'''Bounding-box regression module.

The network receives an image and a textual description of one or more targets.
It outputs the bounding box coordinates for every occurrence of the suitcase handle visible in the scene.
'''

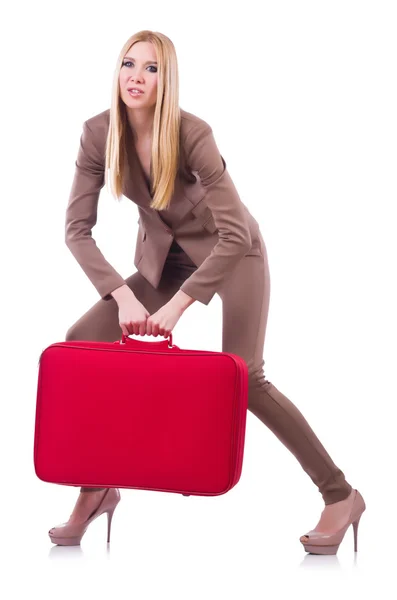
[118,332,175,348]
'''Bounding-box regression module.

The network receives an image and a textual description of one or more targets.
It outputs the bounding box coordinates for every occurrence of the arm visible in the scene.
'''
[178,124,252,305]
[65,120,128,301]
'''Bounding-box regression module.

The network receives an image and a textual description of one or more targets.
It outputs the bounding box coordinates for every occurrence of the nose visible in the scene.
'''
[132,70,144,83]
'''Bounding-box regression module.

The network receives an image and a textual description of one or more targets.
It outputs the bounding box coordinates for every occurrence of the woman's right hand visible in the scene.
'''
[117,296,151,336]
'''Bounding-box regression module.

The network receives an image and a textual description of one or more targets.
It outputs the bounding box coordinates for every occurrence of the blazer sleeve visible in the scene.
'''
[65,120,128,301]
[179,124,252,305]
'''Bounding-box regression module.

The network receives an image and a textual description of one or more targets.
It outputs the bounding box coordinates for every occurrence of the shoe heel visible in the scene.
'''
[107,507,116,543]
[352,513,362,552]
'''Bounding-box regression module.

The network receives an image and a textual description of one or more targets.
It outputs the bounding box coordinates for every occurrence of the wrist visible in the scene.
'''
[171,289,195,312]
[111,284,135,304]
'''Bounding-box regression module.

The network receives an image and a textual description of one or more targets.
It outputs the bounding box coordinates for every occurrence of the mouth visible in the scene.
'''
[127,87,144,95]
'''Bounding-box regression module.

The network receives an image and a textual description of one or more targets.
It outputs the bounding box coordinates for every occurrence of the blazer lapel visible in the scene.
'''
[122,125,209,231]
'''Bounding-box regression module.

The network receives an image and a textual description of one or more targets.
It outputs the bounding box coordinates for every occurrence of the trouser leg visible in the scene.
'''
[217,233,352,505]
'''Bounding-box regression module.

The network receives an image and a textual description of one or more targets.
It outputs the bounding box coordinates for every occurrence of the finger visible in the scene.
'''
[120,324,129,336]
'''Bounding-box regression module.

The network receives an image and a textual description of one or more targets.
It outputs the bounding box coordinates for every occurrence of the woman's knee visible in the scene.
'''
[247,360,272,393]
[65,311,121,343]
[65,325,79,341]
[65,322,121,343]
[64,294,121,342]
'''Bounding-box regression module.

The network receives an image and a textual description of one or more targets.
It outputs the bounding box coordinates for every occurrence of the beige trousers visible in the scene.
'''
[68,237,352,505]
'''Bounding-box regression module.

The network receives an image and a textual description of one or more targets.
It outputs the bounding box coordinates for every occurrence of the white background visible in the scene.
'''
[1,0,396,598]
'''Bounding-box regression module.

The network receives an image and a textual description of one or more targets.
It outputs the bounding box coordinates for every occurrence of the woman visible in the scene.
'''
[48,30,366,553]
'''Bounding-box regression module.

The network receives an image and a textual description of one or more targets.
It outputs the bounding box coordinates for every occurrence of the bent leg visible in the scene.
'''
[217,234,352,505]
[66,258,195,492]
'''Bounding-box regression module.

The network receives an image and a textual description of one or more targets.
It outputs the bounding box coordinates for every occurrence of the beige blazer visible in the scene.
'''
[65,108,263,306]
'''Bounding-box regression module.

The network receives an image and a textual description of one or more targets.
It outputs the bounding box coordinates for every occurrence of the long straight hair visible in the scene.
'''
[105,30,181,211]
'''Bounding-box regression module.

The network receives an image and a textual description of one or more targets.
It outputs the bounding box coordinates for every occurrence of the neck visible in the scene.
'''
[126,106,155,142]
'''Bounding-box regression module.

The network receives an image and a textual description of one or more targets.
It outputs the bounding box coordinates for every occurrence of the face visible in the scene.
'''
[119,41,158,110]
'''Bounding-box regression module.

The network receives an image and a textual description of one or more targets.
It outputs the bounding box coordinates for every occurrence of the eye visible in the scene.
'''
[122,61,157,72]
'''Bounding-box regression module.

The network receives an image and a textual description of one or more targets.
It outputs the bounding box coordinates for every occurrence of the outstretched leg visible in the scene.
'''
[217,233,352,505]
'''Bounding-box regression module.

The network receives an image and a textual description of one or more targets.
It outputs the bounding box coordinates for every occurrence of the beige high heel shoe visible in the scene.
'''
[299,488,366,555]
[48,487,121,545]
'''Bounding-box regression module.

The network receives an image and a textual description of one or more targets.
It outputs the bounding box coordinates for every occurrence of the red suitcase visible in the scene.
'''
[34,333,249,496]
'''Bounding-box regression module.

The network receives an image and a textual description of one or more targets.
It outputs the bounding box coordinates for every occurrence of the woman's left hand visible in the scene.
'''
[146,300,184,337]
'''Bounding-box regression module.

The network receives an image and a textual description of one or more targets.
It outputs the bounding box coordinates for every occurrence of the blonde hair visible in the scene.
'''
[105,30,181,211]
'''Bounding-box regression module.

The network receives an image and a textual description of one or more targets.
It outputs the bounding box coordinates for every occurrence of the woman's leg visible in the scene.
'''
[217,232,352,505]
[65,254,196,493]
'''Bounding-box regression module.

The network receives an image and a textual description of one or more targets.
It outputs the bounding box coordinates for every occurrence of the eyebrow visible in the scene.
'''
[123,57,158,64]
